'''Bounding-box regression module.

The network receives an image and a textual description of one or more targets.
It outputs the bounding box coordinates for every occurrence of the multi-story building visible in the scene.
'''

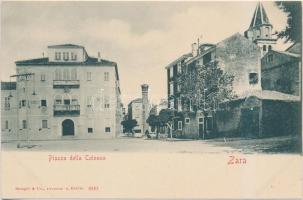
[165,2,300,139]
[261,43,301,96]
[1,44,123,141]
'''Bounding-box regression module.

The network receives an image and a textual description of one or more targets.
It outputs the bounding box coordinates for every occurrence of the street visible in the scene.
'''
[1,135,299,154]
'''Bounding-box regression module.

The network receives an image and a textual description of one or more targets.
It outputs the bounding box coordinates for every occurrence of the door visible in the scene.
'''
[198,117,204,139]
[62,119,74,136]
[241,108,259,138]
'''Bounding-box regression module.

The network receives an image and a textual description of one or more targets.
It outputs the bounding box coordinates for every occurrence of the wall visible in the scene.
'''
[216,33,261,96]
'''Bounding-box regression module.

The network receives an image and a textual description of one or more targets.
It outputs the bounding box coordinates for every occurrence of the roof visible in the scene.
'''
[249,2,272,28]
[286,43,301,54]
[15,56,117,66]
[237,90,300,102]
[165,53,192,69]
[1,82,16,90]
[270,50,301,58]
[48,44,84,49]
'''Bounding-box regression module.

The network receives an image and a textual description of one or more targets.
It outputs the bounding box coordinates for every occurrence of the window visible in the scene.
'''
[169,100,174,109]
[177,121,182,130]
[42,120,48,128]
[87,72,92,81]
[268,54,273,63]
[41,74,46,81]
[268,45,272,51]
[22,120,27,129]
[104,96,110,109]
[41,100,47,107]
[104,72,109,81]
[5,120,8,129]
[71,52,77,61]
[249,72,258,85]
[198,117,204,124]
[105,127,111,132]
[169,67,173,78]
[185,118,190,124]
[63,52,69,61]
[170,82,174,96]
[20,100,26,107]
[55,52,61,60]
[263,45,267,51]
[55,99,62,105]
[177,84,181,92]
[177,62,182,74]
[4,97,10,110]
[88,128,93,133]
[72,99,78,105]
[87,96,93,107]
[177,98,182,111]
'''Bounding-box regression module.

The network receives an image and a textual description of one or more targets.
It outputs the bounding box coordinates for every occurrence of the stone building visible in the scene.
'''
[166,33,261,139]
[1,44,123,141]
[261,43,301,96]
[127,84,150,136]
[164,2,300,139]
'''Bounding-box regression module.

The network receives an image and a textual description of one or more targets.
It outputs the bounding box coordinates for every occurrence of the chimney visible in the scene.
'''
[192,43,198,57]
[98,51,101,62]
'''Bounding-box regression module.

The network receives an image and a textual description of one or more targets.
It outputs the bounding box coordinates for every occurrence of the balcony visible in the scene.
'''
[53,80,80,89]
[54,104,80,116]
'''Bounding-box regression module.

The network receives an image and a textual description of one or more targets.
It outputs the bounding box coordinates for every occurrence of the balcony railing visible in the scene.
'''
[54,104,80,116]
[53,80,80,89]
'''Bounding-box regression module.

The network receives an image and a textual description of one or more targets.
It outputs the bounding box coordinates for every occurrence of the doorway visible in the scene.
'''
[62,119,74,136]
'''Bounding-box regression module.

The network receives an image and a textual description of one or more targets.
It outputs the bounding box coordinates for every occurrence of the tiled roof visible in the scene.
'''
[272,50,301,58]
[249,2,272,28]
[47,44,84,49]
[238,90,300,102]
[129,98,142,104]
[1,82,16,90]
[15,57,117,66]
[165,53,192,69]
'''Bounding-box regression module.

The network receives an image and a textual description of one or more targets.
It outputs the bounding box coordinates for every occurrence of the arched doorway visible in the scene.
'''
[62,119,74,136]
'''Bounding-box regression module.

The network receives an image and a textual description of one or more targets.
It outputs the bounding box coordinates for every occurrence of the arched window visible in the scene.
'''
[268,45,272,51]
[263,45,267,51]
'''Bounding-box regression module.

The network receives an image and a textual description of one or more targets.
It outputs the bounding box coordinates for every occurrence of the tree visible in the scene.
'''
[275,1,302,43]
[121,119,138,136]
[146,114,160,138]
[180,60,236,113]
[158,109,178,138]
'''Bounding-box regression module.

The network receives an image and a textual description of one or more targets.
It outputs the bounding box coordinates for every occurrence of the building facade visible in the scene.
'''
[164,2,300,139]
[1,44,123,141]
[261,43,301,96]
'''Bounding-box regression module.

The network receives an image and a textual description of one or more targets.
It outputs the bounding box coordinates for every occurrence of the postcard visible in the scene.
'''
[1,1,302,199]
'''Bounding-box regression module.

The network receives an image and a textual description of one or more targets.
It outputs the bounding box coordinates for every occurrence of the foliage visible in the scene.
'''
[121,119,138,134]
[146,114,159,130]
[275,1,302,43]
[179,60,236,113]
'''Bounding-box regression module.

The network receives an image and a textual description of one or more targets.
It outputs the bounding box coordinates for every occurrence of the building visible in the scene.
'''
[166,33,262,138]
[261,43,301,96]
[127,84,150,136]
[1,44,123,141]
[244,2,277,57]
[164,2,301,139]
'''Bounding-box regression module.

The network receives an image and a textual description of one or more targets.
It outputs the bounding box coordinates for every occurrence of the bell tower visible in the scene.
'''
[244,2,277,57]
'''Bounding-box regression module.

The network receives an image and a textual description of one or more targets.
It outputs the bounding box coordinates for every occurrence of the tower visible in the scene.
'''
[244,2,277,57]
[141,84,149,134]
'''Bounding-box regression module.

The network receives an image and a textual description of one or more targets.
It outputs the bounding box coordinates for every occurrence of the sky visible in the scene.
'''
[0,1,290,106]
